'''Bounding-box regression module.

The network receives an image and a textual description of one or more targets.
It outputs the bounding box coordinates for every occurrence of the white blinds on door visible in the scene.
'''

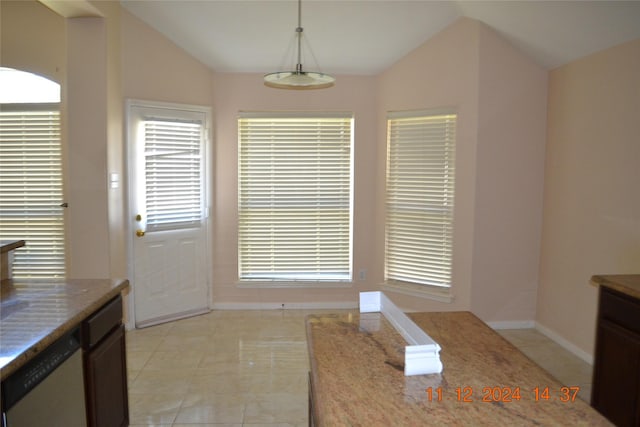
[385,111,456,288]
[143,119,204,232]
[0,105,65,278]
[238,112,353,281]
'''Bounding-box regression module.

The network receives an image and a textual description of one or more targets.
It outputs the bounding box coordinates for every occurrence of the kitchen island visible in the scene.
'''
[306,311,611,426]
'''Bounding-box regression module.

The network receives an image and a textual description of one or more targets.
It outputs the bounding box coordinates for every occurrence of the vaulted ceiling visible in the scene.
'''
[121,0,640,74]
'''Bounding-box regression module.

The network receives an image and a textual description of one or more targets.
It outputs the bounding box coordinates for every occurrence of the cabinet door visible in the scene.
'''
[84,324,129,427]
[592,318,640,427]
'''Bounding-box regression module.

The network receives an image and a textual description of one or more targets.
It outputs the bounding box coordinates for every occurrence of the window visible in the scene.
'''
[0,68,64,278]
[385,110,456,289]
[238,112,353,282]
[142,119,204,232]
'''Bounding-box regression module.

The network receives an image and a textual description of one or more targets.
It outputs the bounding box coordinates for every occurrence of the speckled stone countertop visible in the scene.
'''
[0,278,129,380]
[591,274,640,300]
[0,240,25,254]
[307,311,611,426]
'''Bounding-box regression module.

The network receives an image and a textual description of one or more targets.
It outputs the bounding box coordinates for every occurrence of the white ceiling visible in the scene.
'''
[120,0,640,75]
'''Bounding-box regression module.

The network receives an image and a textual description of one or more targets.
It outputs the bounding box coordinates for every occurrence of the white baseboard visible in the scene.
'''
[487,320,536,330]
[535,322,594,365]
[211,301,358,310]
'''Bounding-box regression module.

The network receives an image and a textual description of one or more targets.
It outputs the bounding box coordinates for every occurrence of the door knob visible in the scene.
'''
[136,229,145,237]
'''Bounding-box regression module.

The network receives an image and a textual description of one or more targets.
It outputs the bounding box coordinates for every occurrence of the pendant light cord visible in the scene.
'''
[296,0,303,73]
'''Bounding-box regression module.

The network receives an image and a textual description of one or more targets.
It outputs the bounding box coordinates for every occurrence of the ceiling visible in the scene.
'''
[120,0,640,75]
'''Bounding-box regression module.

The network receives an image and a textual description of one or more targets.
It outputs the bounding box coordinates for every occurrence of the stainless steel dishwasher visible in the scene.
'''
[1,327,87,427]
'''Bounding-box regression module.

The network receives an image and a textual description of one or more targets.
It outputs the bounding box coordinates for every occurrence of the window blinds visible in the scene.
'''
[143,119,204,232]
[385,111,456,288]
[0,104,65,278]
[238,113,353,281]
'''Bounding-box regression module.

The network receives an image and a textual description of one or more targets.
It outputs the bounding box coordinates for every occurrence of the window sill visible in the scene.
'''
[381,282,454,304]
[236,281,353,289]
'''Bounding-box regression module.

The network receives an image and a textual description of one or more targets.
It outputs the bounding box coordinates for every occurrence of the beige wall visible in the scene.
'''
[211,73,377,307]
[375,18,480,313]
[120,8,214,277]
[1,0,115,278]
[537,38,640,358]
[0,0,65,83]
[91,1,126,280]
[121,10,213,106]
[472,23,548,322]
[65,16,111,277]
[375,18,548,322]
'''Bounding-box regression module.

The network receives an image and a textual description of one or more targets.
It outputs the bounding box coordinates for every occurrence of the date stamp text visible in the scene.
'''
[425,386,581,403]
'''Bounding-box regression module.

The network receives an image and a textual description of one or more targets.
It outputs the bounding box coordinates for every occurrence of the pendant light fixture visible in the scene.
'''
[264,0,335,90]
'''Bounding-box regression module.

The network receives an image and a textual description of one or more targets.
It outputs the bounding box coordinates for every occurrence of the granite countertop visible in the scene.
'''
[591,274,640,300]
[0,278,129,380]
[0,240,25,254]
[307,311,612,426]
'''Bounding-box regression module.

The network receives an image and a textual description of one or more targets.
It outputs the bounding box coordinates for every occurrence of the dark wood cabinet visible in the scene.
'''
[591,286,640,427]
[82,295,129,427]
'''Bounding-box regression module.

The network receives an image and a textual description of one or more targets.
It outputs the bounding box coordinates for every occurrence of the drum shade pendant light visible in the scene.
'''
[264,0,335,90]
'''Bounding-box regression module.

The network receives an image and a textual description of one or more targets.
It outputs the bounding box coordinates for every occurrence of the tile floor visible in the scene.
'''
[496,328,593,402]
[126,310,593,426]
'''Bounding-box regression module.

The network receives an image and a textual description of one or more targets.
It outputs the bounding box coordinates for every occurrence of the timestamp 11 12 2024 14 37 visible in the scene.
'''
[425,386,581,403]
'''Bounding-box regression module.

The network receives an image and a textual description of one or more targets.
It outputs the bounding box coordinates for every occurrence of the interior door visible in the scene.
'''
[127,100,211,328]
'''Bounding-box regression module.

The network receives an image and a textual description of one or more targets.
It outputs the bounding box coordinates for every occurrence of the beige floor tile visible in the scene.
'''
[128,393,183,425]
[127,369,141,385]
[143,350,205,371]
[166,315,217,336]
[188,371,250,394]
[243,392,308,424]
[195,359,243,376]
[131,321,176,336]
[577,382,592,402]
[207,309,261,319]
[126,332,165,353]
[174,392,246,424]
[155,334,213,352]
[130,369,192,395]
[173,424,241,427]
[498,328,593,403]
[243,372,307,394]
[242,424,305,427]
[126,350,153,371]
[497,328,553,347]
